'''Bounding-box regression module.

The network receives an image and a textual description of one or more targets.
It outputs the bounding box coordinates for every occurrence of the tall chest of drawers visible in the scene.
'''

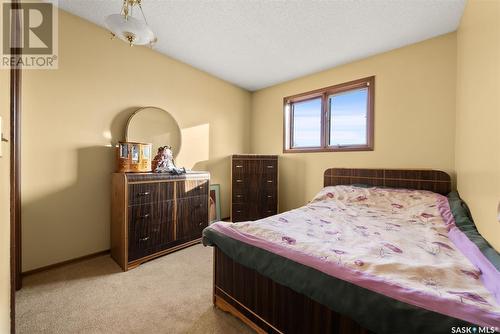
[231,155,278,222]
[111,172,210,271]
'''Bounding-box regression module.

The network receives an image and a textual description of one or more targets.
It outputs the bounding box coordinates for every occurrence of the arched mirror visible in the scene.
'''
[125,106,182,158]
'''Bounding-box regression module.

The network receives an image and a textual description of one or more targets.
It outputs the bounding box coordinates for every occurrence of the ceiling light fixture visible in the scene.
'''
[105,0,157,47]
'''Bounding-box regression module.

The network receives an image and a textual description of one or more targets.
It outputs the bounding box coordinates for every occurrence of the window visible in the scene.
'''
[283,76,374,152]
[291,97,322,148]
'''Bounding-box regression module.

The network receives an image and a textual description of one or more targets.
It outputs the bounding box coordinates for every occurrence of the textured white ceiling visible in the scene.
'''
[50,0,466,91]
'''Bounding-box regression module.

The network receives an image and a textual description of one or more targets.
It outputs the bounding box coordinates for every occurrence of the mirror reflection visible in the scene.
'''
[126,106,182,158]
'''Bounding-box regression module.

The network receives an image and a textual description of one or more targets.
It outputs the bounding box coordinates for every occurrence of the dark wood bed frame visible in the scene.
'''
[213,168,452,334]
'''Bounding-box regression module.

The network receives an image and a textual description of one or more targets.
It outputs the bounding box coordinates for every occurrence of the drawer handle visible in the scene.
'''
[236,210,242,213]
[267,210,274,213]
[267,165,274,168]
[236,179,243,183]
[198,222,203,227]
[267,195,273,198]
[267,180,273,183]
[235,165,243,168]
[198,186,204,190]
[138,191,150,196]
[236,195,243,198]
[140,213,150,219]
[139,236,150,242]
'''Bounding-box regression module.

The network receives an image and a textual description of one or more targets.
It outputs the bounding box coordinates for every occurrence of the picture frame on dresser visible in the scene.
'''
[209,184,221,224]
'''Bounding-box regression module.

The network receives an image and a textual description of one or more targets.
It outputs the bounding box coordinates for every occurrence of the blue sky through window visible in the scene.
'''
[329,88,368,146]
[292,98,322,147]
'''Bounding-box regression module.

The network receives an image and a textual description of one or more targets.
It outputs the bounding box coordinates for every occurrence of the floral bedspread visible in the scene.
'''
[209,186,500,327]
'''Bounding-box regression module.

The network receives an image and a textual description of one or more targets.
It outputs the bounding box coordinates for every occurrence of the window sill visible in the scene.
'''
[283,145,374,153]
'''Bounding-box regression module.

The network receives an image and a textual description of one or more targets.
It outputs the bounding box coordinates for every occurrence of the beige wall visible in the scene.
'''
[251,34,457,212]
[21,10,251,271]
[0,69,11,332]
[455,0,500,251]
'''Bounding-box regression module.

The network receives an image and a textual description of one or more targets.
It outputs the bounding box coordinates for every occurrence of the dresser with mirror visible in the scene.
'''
[111,106,209,271]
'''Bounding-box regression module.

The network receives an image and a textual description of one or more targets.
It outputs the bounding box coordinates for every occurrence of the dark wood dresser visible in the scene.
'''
[231,155,278,222]
[111,171,210,271]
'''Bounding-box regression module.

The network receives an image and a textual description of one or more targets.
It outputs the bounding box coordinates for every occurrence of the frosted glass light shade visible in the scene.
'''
[105,14,155,46]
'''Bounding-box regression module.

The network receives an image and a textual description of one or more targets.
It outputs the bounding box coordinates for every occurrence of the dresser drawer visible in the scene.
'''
[233,159,263,175]
[194,195,209,232]
[262,160,277,173]
[232,203,247,222]
[177,180,208,199]
[264,200,278,217]
[232,192,245,203]
[264,192,277,202]
[128,201,175,262]
[233,159,277,174]
[232,174,245,183]
[233,190,275,204]
[263,177,276,186]
[128,202,158,226]
[128,183,158,206]
[232,176,276,193]
[232,160,245,176]
[176,195,208,241]
[158,181,175,202]
[128,203,159,261]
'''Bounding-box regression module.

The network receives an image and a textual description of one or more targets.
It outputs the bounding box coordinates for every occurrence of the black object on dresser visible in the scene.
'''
[231,155,278,222]
[111,171,210,271]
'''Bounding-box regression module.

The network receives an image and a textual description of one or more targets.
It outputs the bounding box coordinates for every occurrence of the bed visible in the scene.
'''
[203,168,500,334]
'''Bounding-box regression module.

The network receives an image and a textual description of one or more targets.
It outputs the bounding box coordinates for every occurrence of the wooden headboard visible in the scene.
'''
[324,168,452,195]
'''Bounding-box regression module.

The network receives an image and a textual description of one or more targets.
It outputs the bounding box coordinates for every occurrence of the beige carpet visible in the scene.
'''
[16,244,254,334]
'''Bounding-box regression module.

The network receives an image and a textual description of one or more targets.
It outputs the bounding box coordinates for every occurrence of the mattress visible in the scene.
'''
[203,185,500,333]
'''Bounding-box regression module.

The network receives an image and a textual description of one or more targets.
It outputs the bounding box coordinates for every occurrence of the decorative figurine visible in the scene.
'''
[152,146,186,175]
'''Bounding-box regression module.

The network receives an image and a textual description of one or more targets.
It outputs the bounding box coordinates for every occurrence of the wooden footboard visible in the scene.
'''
[213,247,373,334]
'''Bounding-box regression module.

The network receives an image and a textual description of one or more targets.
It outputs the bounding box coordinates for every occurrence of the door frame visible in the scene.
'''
[10,0,22,332]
